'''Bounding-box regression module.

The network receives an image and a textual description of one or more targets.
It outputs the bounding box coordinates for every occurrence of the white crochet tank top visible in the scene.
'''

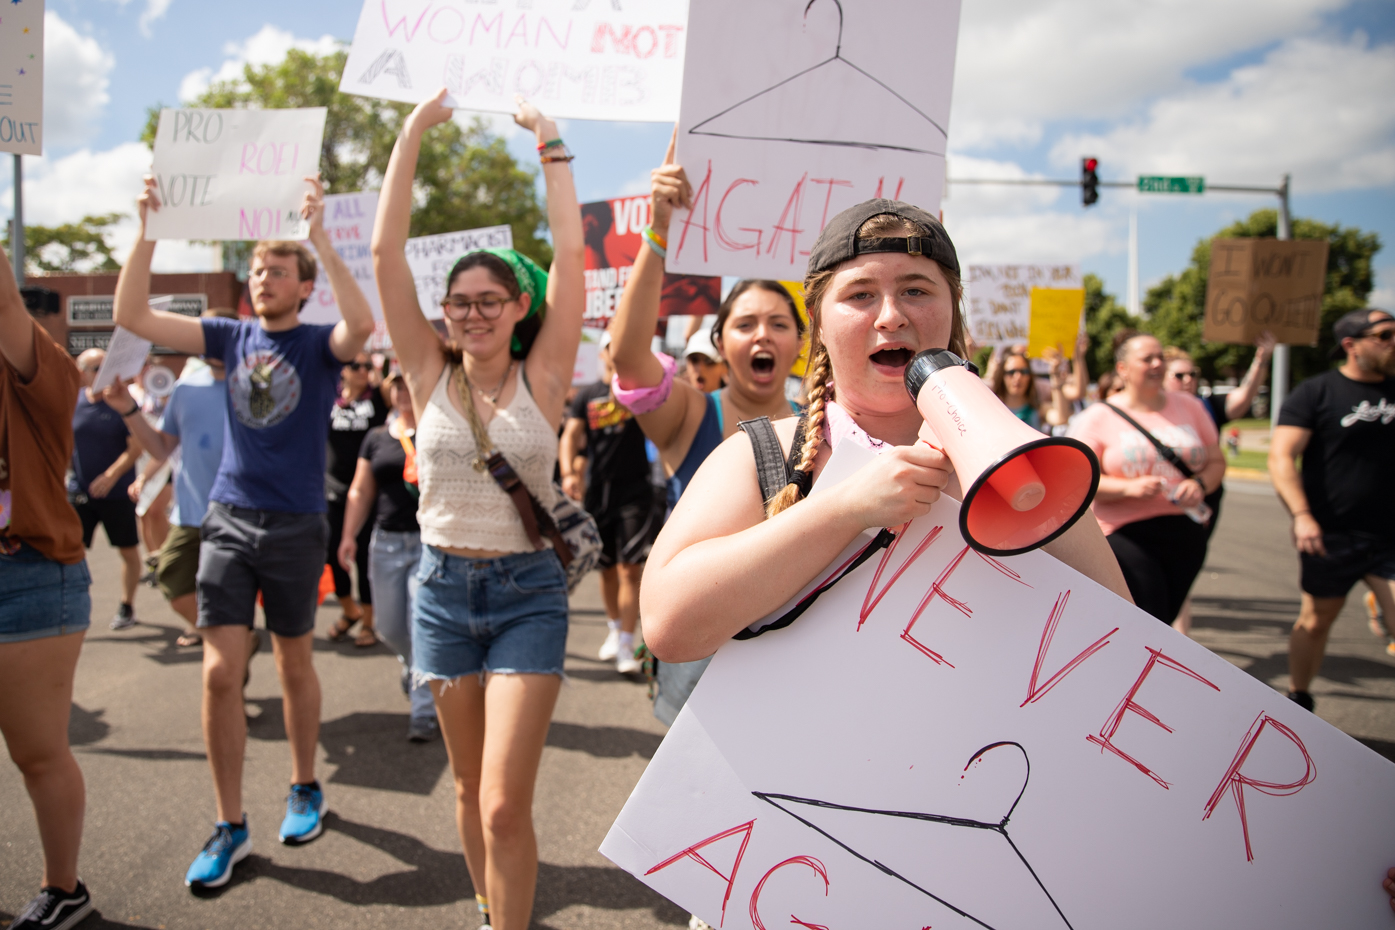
[416,365,559,553]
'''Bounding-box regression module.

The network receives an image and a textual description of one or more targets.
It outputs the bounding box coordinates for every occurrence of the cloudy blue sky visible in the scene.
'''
[8,0,1394,309]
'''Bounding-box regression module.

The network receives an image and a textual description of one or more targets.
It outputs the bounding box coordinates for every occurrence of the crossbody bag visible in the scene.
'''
[1102,402,1214,524]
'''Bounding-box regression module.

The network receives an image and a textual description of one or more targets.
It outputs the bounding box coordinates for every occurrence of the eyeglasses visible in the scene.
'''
[1359,328,1395,343]
[440,295,513,319]
[250,266,294,281]
[1004,368,1031,377]
[1168,370,1197,380]
[345,362,371,372]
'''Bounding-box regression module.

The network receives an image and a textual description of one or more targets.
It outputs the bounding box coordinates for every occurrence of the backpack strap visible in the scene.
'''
[739,416,789,505]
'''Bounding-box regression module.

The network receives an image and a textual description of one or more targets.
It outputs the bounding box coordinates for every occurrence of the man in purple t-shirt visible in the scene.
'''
[114,175,374,891]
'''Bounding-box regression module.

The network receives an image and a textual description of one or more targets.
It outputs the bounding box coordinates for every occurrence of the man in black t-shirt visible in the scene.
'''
[1272,308,1395,711]
[561,338,661,675]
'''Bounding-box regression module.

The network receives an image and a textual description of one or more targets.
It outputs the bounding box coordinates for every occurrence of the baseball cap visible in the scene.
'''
[807,199,959,278]
[1330,307,1395,358]
[684,329,722,363]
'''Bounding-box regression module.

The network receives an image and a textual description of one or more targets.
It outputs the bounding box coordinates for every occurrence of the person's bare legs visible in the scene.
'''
[170,593,199,637]
[599,567,621,626]
[1288,594,1346,694]
[0,631,87,892]
[616,563,643,637]
[1367,575,1395,638]
[271,631,320,785]
[201,625,253,822]
[117,545,141,607]
[479,673,561,930]
[1171,598,1193,637]
[433,676,488,900]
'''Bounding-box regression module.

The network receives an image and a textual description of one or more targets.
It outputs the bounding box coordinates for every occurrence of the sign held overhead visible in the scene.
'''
[1204,238,1329,346]
[0,0,43,155]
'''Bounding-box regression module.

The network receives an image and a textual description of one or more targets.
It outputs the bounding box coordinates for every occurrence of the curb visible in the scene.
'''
[1224,466,1271,483]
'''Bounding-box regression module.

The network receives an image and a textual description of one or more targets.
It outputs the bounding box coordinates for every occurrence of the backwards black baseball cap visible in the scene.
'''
[1330,307,1395,359]
[807,199,959,278]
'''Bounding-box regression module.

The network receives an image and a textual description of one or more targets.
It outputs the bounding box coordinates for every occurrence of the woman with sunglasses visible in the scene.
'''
[371,90,583,930]
[986,345,1055,432]
[325,352,388,646]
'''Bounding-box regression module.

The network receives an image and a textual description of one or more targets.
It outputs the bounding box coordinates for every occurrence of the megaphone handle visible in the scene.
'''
[917,420,945,453]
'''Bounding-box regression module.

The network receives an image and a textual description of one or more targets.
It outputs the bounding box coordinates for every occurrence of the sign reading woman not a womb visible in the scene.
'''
[340,0,689,122]
[602,442,1395,929]
[145,107,328,242]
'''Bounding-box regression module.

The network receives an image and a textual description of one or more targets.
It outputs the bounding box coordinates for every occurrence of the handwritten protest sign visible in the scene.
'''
[584,195,721,330]
[404,224,513,320]
[1203,239,1329,346]
[966,265,1081,351]
[667,0,960,279]
[302,191,383,344]
[0,0,43,155]
[340,0,688,122]
[603,440,1395,929]
[145,108,328,242]
[1027,287,1085,358]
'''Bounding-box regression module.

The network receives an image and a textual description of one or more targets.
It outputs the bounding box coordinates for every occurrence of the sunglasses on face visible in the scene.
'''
[1004,368,1031,377]
[1168,370,1197,380]
[440,296,512,319]
[345,362,371,372]
[1359,328,1395,343]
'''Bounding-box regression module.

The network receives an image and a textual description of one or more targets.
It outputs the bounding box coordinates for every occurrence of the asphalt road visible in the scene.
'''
[2,477,1392,929]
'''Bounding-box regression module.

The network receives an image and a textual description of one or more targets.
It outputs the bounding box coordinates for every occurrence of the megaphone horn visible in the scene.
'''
[905,349,1100,557]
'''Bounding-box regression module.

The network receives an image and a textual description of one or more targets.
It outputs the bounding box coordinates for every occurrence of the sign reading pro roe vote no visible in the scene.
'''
[145,108,328,242]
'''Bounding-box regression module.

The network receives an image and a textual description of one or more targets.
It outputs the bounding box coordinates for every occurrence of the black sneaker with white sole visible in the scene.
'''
[9,880,93,930]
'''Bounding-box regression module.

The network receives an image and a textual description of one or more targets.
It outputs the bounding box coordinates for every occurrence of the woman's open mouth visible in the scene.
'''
[751,351,776,375]
[870,347,914,371]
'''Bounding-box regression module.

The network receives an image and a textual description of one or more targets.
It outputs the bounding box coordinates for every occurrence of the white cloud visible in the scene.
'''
[1048,34,1395,193]
[139,0,174,37]
[42,11,115,150]
[178,25,341,102]
[944,154,1063,212]
[943,208,1124,266]
[1370,284,1394,311]
[951,0,1346,150]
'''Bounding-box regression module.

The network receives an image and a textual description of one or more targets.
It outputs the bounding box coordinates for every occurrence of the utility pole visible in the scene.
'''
[1270,173,1292,428]
[11,154,23,288]
[1127,205,1140,316]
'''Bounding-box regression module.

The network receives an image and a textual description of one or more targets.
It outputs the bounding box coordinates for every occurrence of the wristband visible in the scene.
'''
[641,225,667,259]
[642,225,668,250]
[536,138,564,152]
[121,404,140,417]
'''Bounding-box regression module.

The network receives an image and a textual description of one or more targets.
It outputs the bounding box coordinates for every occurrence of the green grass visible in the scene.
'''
[1225,449,1269,472]
[1226,418,1270,431]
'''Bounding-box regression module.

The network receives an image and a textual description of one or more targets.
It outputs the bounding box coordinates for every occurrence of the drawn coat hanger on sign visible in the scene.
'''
[755,742,1073,930]
[687,0,948,155]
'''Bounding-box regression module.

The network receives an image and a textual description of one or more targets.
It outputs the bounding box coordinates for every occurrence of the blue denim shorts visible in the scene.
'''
[412,546,569,681]
[0,542,92,643]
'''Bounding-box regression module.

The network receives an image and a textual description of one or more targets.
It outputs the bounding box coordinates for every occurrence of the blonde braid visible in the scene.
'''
[766,344,832,516]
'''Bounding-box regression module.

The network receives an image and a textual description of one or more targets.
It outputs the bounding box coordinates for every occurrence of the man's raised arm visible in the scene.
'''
[113,177,206,356]
[303,177,374,362]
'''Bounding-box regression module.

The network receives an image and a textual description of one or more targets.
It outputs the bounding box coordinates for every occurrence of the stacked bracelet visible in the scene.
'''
[538,138,574,163]
[536,138,564,152]
[641,225,667,259]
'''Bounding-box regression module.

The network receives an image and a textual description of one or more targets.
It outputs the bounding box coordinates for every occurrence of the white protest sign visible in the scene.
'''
[302,190,382,332]
[0,0,43,155]
[667,0,960,279]
[966,264,1081,349]
[145,108,328,242]
[404,225,514,320]
[603,440,1395,929]
[91,327,153,393]
[340,0,688,122]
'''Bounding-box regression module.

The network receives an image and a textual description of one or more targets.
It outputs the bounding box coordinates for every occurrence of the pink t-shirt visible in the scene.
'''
[1067,394,1219,535]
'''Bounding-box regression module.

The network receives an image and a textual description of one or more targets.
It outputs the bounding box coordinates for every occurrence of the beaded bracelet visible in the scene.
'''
[540,151,575,164]
[536,138,564,152]
[641,225,667,259]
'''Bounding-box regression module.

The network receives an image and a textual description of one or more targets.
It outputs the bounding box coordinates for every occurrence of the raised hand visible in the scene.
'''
[650,127,692,236]
[137,176,162,231]
[406,87,456,135]
[99,376,137,415]
[513,95,556,139]
[302,174,326,235]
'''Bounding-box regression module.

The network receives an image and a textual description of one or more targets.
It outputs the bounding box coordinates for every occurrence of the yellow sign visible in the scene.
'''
[1027,287,1085,359]
[781,280,811,377]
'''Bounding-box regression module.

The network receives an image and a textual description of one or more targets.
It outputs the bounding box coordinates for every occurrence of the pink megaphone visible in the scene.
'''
[904,349,1100,556]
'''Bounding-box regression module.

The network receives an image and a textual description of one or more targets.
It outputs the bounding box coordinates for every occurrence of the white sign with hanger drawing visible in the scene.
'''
[602,441,1395,929]
[667,0,961,279]
[340,0,689,122]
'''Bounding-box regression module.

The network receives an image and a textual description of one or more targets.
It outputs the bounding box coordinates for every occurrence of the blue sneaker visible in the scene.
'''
[279,782,326,845]
[186,819,251,889]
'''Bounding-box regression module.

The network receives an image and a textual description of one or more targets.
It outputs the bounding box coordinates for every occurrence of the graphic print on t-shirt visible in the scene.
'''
[1114,422,1205,478]
[229,349,303,428]
[587,395,632,432]
[1342,398,1395,427]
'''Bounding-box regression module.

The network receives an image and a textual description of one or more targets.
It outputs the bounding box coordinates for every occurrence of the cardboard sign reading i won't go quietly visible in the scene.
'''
[1203,239,1330,347]
[145,108,328,242]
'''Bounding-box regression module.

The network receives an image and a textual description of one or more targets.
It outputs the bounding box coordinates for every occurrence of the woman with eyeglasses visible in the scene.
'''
[371,90,583,930]
[325,352,389,647]
[1067,331,1226,625]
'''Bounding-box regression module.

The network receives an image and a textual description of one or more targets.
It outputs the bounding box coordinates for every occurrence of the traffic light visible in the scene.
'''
[1081,157,1099,207]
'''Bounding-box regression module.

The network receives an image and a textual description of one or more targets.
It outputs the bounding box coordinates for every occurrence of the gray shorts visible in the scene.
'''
[197,502,328,638]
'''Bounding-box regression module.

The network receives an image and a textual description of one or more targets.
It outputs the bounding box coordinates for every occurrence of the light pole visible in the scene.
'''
[1270,174,1292,428]
[11,154,23,288]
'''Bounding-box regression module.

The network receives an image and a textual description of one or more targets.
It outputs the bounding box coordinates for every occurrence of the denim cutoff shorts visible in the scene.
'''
[412,545,569,681]
[0,542,92,643]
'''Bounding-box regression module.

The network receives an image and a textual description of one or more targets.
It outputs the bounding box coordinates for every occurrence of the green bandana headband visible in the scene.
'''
[472,247,547,353]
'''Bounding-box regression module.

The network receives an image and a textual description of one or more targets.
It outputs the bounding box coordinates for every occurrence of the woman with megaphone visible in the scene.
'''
[638,197,1132,663]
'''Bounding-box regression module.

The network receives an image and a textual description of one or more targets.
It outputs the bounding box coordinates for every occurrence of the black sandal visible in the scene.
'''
[328,615,359,641]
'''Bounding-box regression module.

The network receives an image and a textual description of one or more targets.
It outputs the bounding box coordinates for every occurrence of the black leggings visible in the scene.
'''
[1107,513,1211,623]
[326,496,374,605]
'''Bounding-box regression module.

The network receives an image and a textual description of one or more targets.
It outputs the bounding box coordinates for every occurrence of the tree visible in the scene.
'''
[1082,273,1140,380]
[142,49,551,273]
[3,213,124,274]
[1143,209,1381,384]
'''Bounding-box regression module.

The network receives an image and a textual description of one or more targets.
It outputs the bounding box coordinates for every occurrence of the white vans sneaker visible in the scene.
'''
[598,626,621,661]
[616,651,641,675]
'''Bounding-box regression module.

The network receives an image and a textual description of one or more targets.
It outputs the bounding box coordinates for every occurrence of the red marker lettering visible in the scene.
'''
[1086,647,1220,788]
[900,546,1029,666]
[749,855,829,930]
[1202,712,1316,861]
[646,820,755,927]
[1021,590,1118,707]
